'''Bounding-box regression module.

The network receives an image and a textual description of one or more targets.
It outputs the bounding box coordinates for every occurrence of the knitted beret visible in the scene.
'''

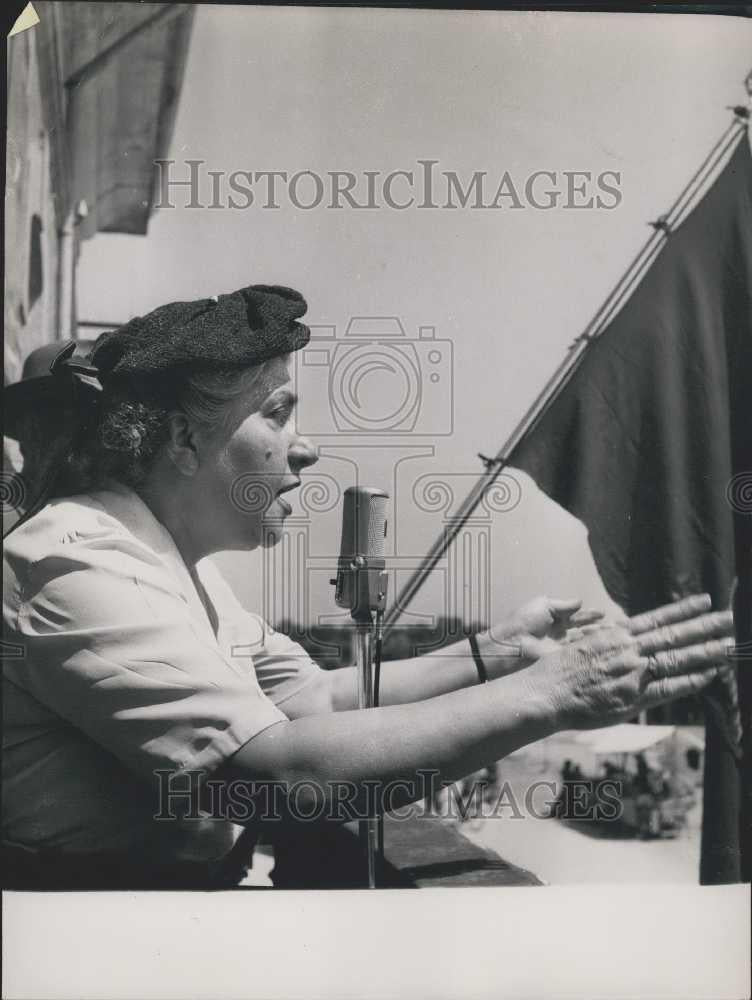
[89,284,310,381]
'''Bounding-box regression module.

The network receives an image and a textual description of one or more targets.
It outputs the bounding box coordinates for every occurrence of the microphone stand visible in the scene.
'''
[350,559,388,888]
[354,615,378,888]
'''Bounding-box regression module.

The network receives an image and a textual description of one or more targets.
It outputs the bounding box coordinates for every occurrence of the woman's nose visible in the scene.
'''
[288,434,318,472]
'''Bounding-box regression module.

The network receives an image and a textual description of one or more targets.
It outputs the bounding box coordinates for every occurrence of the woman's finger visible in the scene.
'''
[628,593,712,635]
[636,610,734,656]
[641,638,732,680]
[567,609,605,628]
[547,599,582,630]
[548,599,583,616]
[640,665,720,709]
[563,622,606,644]
[548,603,603,640]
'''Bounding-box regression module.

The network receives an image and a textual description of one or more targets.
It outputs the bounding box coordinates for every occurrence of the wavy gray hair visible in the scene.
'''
[56,361,281,494]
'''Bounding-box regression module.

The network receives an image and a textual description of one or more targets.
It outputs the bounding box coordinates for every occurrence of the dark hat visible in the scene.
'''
[4,340,96,440]
[90,284,310,382]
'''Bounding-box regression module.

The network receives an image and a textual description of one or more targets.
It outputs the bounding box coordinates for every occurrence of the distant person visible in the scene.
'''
[635,753,650,793]
[4,340,96,525]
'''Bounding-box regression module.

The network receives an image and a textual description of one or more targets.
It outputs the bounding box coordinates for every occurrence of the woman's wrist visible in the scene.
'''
[514,655,570,734]
[486,667,561,743]
[473,628,526,680]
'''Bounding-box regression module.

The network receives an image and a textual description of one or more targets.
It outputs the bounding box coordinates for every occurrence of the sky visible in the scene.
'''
[77,7,752,629]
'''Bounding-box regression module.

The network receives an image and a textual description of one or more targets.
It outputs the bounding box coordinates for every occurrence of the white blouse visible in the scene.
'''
[2,482,325,861]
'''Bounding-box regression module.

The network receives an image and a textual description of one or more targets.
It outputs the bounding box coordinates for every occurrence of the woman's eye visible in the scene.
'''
[270,406,292,425]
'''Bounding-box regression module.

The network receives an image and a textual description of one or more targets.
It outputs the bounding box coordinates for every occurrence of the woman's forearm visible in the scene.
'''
[329,635,523,710]
[224,669,555,808]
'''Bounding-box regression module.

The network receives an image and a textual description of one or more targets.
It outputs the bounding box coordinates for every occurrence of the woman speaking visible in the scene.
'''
[2,284,733,888]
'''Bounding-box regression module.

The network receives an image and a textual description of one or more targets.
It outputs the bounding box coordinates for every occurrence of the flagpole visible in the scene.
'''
[383,87,751,633]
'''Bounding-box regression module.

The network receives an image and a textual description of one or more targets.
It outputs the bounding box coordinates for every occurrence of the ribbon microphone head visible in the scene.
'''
[333,486,389,619]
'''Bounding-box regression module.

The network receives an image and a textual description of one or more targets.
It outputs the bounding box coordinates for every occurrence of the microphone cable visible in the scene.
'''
[372,608,384,709]
[372,608,385,861]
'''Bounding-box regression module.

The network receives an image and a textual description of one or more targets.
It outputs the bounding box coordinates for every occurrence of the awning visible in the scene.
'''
[59,2,195,237]
[574,724,681,756]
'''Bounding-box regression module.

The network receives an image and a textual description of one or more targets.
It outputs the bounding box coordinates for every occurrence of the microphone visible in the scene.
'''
[333,486,389,621]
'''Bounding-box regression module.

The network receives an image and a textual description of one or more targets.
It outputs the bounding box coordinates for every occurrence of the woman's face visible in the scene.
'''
[194,358,317,550]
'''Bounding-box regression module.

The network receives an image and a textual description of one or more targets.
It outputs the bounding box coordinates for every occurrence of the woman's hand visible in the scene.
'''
[520,594,735,730]
[477,596,604,679]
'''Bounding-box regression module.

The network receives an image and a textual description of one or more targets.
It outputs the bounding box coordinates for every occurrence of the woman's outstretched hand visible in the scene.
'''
[477,596,605,677]
[519,594,735,730]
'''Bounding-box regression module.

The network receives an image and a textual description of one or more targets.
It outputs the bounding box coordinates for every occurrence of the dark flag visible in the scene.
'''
[510,136,752,884]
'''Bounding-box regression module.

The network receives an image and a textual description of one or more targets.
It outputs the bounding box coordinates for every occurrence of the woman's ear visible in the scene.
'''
[164,411,199,476]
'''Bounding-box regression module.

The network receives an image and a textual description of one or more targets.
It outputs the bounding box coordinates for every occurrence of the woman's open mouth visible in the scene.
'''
[276,496,293,516]
[274,479,301,516]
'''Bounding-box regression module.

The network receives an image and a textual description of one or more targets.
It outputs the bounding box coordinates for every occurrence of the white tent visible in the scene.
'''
[575,724,694,756]
[560,724,705,774]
